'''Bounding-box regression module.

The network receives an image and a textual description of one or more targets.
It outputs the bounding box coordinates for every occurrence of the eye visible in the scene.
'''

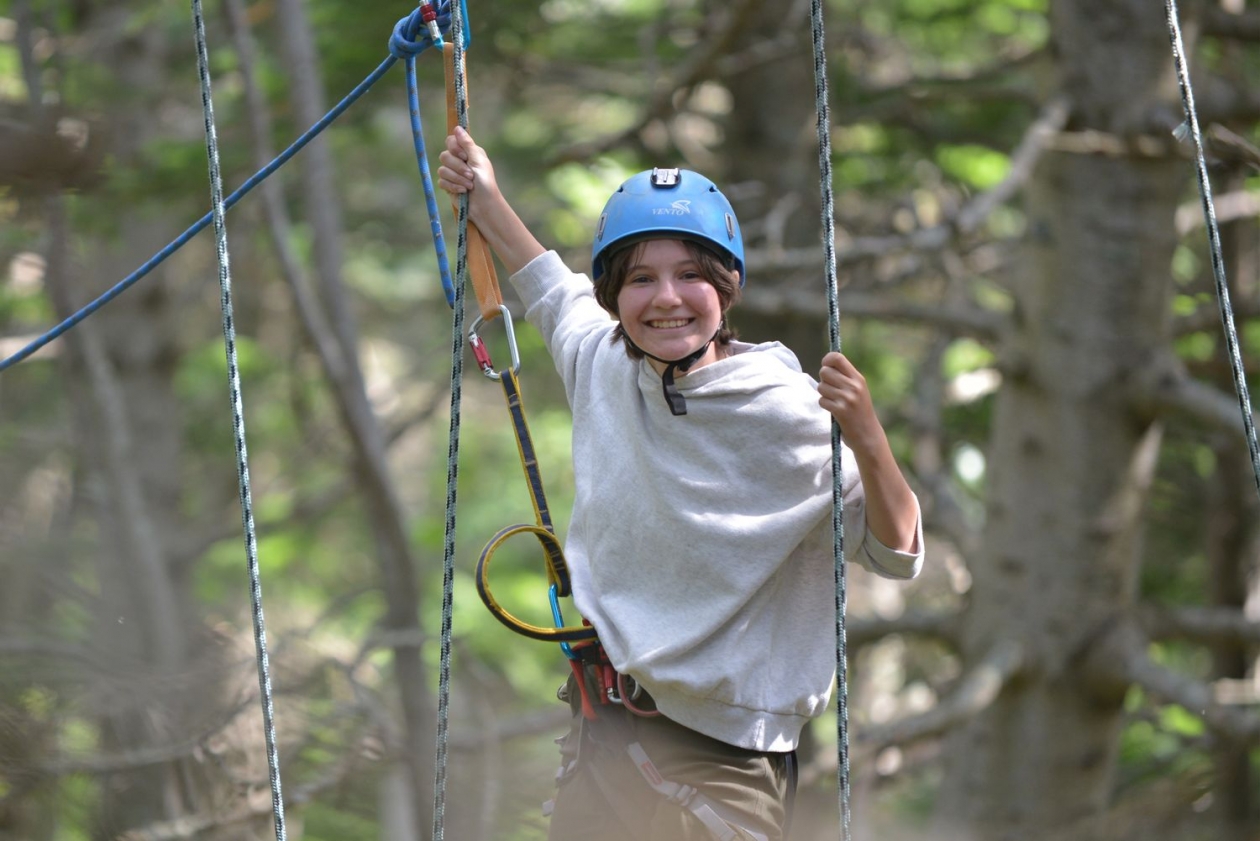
[628,274,653,285]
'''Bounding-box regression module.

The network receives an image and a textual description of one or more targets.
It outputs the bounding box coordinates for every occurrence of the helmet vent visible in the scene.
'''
[726,213,735,240]
[596,213,608,241]
[650,167,681,187]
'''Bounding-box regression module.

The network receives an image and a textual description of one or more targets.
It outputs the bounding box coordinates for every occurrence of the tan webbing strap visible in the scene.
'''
[444,42,502,321]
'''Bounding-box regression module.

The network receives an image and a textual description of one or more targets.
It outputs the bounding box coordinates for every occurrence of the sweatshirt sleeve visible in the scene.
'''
[853,492,924,580]
[836,450,924,580]
[508,251,615,398]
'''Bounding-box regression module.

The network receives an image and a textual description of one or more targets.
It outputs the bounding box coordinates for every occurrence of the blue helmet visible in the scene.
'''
[591,168,745,286]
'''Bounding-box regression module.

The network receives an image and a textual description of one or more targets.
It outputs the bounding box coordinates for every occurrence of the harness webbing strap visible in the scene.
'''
[475,367,598,643]
[444,42,503,320]
[626,742,766,841]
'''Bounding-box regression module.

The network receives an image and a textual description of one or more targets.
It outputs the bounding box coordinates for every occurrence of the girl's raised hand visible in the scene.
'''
[437,127,499,207]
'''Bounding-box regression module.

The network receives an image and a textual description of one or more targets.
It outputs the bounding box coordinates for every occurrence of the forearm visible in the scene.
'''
[848,430,920,553]
[466,189,546,276]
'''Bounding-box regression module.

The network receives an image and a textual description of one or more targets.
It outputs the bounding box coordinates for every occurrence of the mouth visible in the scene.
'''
[646,318,693,329]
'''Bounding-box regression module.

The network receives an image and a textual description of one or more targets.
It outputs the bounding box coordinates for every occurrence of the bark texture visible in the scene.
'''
[935,1,1191,835]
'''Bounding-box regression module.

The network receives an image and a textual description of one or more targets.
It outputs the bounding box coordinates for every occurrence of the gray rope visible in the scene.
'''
[190,1,286,839]
[1164,0,1260,502]
[432,2,471,838]
[808,1,850,838]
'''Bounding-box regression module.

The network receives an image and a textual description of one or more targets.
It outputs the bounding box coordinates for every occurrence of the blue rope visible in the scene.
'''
[1165,0,1260,502]
[0,6,453,374]
[398,49,455,307]
[191,0,285,837]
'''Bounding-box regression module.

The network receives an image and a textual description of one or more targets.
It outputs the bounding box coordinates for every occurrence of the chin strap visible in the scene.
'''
[624,335,715,417]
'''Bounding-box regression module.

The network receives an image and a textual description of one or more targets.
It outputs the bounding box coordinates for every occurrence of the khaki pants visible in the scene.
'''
[547,677,793,841]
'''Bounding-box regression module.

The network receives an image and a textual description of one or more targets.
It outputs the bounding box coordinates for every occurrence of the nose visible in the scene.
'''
[651,276,683,307]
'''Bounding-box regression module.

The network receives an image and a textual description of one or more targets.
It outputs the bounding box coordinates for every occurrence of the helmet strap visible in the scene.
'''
[623,331,719,417]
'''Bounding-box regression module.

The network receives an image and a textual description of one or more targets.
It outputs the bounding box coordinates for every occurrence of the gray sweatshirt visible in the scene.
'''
[511,251,924,752]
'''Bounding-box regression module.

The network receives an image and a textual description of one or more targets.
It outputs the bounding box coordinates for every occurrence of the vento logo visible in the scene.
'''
[652,200,692,215]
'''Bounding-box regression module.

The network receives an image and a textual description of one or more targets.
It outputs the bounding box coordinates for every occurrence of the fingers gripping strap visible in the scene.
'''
[443,42,502,320]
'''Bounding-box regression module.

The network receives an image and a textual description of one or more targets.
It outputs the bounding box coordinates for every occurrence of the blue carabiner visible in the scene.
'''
[549,583,578,660]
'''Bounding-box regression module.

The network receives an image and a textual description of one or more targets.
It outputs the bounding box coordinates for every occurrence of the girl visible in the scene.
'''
[439,127,923,841]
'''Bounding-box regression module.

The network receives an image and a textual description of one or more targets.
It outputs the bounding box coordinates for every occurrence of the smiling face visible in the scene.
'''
[613,239,728,374]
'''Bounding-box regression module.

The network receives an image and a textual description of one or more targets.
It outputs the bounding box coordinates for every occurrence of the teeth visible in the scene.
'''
[650,319,689,328]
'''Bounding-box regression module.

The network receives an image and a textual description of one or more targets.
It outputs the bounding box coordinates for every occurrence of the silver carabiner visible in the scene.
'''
[468,305,521,381]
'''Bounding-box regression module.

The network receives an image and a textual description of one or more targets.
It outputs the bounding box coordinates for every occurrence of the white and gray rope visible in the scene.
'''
[190,1,287,838]
[432,2,472,838]
[1165,0,1260,501]
[808,1,851,838]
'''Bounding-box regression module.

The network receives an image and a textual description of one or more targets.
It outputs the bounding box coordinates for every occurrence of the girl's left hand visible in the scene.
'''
[817,352,883,448]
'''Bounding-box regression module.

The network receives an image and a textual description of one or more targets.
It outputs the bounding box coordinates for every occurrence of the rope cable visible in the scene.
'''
[0,54,402,373]
[393,5,458,307]
[808,1,851,838]
[432,1,471,837]
[1164,0,1260,502]
[190,1,286,838]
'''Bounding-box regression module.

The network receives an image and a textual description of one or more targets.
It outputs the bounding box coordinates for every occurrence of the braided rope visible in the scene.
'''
[432,2,471,837]
[808,1,851,838]
[190,1,286,838]
[1164,0,1260,501]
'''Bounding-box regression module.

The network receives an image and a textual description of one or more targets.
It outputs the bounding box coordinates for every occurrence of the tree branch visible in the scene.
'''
[1085,621,1260,745]
[739,284,1004,340]
[548,0,762,165]
[1140,604,1260,647]
[746,95,1068,286]
[855,639,1024,754]
[1132,353,1251,440]
[846,609,963,651]
[1202,6,1260,42]
[1176,188,1260,236]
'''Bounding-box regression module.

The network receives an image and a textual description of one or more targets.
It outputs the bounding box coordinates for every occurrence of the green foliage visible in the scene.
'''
[303,800,381,839]
[935,144,1010,190]
[1118,689,1213,792]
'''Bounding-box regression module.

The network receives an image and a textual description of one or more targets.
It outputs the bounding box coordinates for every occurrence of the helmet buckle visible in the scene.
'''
[650,167,681,187]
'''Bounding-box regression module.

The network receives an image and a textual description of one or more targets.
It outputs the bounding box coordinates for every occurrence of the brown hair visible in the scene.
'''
[594,239,742,360]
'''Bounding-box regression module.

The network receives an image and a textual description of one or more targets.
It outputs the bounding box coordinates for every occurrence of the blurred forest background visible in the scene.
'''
[2,0,1259,839]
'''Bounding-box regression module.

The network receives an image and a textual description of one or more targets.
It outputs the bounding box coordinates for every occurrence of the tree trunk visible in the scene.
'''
[722,0,829,367]
[274,3,436,836]
[935,1,1189,836]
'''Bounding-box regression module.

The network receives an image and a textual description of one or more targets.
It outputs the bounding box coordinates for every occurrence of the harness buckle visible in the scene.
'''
[467,305,521,380]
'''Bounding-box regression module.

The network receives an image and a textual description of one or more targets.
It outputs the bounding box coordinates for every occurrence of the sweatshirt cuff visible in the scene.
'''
[860,497,925,580]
